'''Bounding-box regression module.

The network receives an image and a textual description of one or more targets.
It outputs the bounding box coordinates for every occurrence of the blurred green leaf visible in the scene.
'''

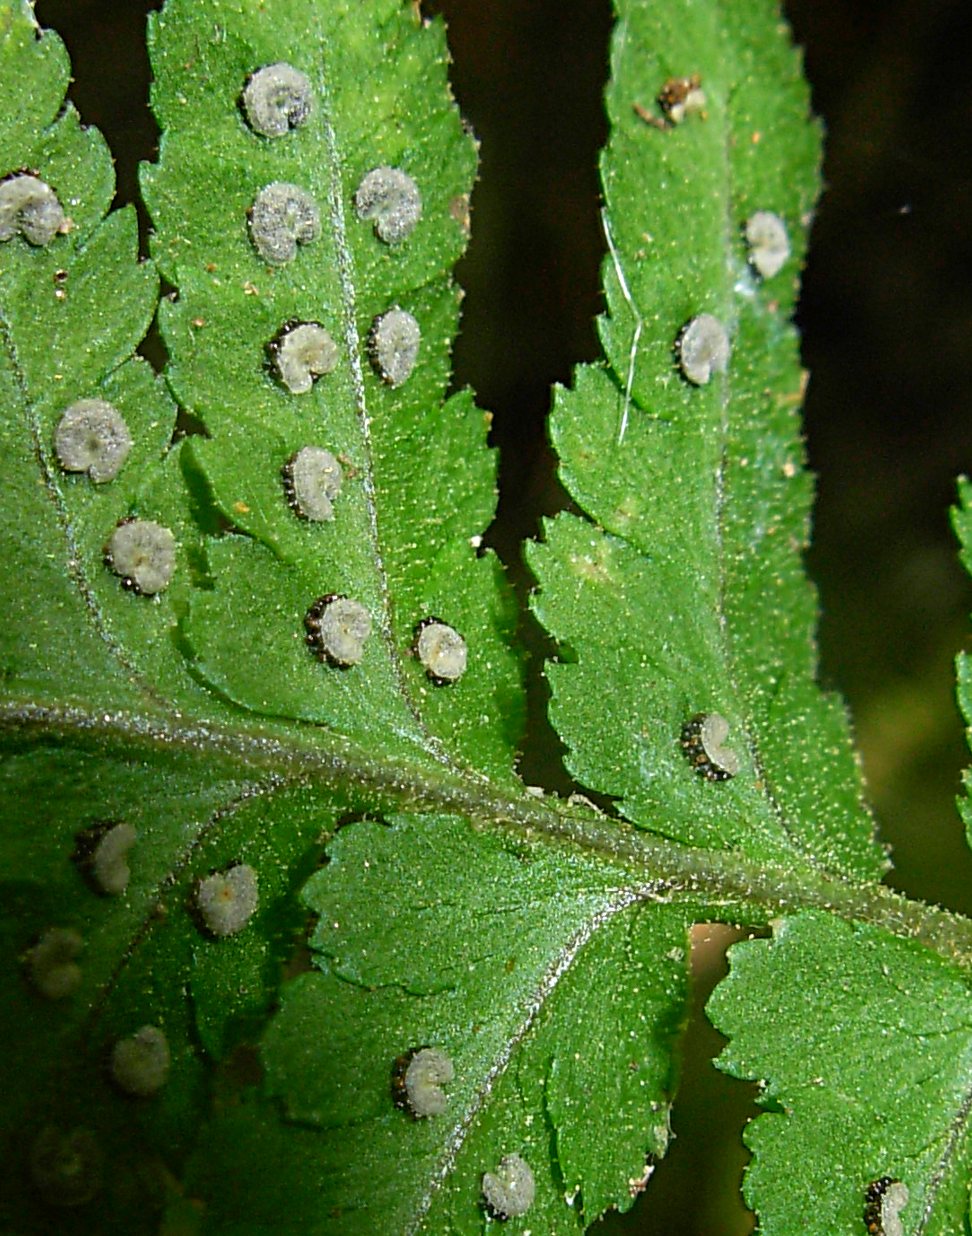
[951,477,972,852]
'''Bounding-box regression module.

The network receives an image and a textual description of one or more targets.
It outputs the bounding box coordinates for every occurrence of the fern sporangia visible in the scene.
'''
[2,0,971,1232]
[240,62,315,140]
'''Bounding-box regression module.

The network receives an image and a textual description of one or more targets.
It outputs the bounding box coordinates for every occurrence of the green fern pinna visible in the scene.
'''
[2,0,971,1232]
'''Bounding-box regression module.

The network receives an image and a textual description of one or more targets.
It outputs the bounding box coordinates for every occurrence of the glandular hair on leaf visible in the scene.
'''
[269,321,338,394]
[865,1177,909,1236]
[23,927,83,1000]
[249,182,320,266]
[29,1126,102,1207]
[104,519,177,595]
[110,1025,171,1097]
[241,62,313,137]
[676,314,730,385]
[482,1154,535,1220]
[368,308,420,387]
[414,619,467,684]
[195,864,259,937]
[282,446,343,521]
[0,173,66,245]
[680,712,739,781]
[392,1046,455,1118]
[73,821,137,896]
[657,74,706,124]
[745,210,790,278]
[354,166,422,243]
[304,594,372,667]
[54,399,132,483]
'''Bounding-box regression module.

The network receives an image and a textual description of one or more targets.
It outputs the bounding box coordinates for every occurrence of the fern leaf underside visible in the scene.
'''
[3,0,972,1234]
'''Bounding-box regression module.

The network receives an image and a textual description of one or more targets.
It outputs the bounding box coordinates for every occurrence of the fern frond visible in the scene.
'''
[528,0,885,880]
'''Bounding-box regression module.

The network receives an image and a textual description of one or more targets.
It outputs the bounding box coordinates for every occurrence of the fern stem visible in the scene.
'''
[8,698,972,970]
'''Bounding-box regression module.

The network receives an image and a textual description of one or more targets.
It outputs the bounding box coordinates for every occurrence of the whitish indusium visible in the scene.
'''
[304,595,372,667]
[393,1046,455,1118]
[482,1154,535,1219]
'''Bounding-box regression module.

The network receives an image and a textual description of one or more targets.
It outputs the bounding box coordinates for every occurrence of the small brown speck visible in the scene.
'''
[633,100,667,130]
[449,193,471,233]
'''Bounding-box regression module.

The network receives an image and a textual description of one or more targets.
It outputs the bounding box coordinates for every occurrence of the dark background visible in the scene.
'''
[31,0,972,1230]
